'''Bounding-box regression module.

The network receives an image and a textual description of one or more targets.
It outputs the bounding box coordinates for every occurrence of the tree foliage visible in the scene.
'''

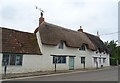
[104,40,119,65]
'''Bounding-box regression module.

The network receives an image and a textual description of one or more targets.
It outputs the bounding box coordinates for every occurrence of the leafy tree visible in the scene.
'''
[111,47,120,65]
[104,40,118,65]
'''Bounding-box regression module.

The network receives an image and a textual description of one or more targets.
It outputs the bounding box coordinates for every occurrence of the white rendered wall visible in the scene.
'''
[35,30,110,71]
[2,54,43,74]
[91,52,110,68]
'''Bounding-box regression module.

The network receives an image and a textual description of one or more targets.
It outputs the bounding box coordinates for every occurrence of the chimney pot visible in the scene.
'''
[39,12,45,25]
[78,26,83,32]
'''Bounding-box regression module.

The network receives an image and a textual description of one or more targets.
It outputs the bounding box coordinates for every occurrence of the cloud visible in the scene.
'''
[0,0,118,42]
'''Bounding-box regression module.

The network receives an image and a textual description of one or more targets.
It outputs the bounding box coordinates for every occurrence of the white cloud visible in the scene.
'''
[0,0,118,42]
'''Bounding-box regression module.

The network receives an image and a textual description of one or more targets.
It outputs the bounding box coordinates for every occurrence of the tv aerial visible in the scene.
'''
[35,6,44,17]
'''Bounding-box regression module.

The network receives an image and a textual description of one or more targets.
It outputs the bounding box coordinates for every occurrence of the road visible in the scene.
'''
[3,66,118,81]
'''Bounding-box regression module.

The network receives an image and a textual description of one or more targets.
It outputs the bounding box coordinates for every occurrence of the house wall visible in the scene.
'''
[1,54,43,74]
[91,52,110,68]
[1,31,110,74]
[35,31,110,71]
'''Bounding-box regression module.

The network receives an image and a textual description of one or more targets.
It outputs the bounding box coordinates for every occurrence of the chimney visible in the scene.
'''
[78,26,83,32]
[97,31,100,38]
[39,12,44,25]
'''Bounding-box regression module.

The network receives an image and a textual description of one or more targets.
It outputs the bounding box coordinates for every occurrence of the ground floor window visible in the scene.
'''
[99,58,101,63]
[103,58,106,63]
[93,57,97,63]
[2,53,23,66]
[81,57,85,63]
[53,56,66,64]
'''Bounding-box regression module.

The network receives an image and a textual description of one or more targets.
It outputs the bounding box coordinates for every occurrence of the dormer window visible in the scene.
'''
[58,41,64,49]
[79,44,85,51]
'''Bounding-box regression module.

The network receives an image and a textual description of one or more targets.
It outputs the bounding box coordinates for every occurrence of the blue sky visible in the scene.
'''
[0,0,119,43]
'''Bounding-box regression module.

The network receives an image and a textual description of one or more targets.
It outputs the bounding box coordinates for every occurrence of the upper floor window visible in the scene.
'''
[2,53,23,66]
[58,42,64,49]
[79,44,86,51]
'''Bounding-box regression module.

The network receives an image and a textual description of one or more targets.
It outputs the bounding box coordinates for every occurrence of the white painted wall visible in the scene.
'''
[35,30,110,70]
[2,54,43,74]
[91,52,110,68]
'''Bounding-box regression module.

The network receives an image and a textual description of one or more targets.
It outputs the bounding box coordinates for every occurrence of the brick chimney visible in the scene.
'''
[39,12,44,25]
[78,26,83,32]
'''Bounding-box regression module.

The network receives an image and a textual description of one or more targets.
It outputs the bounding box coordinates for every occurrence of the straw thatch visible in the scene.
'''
[1,21,108,54]
[84,32,109,53]
[36,22,97,51]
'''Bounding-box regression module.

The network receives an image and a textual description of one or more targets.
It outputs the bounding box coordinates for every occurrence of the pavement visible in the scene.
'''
[1,66,118,80]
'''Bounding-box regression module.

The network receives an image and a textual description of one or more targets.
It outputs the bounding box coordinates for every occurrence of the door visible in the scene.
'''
[69,56,74,70]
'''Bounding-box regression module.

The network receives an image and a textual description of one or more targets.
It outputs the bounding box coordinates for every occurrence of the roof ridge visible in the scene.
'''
[0,27,33,34]
[40,22,83,33]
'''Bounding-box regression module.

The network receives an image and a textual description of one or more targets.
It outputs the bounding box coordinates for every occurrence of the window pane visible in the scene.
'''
[79,45,85,51]
[57,56,61,63]
[16,55,23,65]
[81,57,85,63]
[53,56,66,64]
[53,56,58,63]
[94,57,97,63]
[103,58,106,63]
[2,55,9,66]
[58,42,63,49]
[10,55,16,65]
[99,58,101,63]
[53,56,55,63]
[61,56,66,63]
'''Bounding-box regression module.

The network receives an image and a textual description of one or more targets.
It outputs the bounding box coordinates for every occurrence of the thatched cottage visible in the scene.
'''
[0,13,110,74]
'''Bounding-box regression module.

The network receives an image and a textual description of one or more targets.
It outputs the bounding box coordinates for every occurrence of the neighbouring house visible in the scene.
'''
[0,13,110,74]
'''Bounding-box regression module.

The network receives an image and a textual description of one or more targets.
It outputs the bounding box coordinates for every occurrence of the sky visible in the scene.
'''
[0,0,119,43]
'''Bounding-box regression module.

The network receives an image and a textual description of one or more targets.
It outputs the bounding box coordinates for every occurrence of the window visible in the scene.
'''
[79,44,85,51]
[94,57,97,63]
[58,42,64,49]
[103,58,106,63]
[81,57,85,63]
[53,56,66,64]
[99,58,101,63]
[2,53,23,66]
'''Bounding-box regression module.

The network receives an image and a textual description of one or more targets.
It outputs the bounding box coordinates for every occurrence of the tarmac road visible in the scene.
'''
[6,66,118,81]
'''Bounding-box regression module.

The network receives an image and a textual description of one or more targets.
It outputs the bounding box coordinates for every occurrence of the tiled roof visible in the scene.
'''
[0,27,41,55]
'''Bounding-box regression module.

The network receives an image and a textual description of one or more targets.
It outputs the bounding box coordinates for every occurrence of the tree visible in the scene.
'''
[104,40,118,65]
[111,46,120,65]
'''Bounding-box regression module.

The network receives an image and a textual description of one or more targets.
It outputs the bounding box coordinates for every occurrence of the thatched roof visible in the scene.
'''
[35,22,108,52]
[0,21,108,54]
[84,32,109,53]
[35,22,97,50]
[0,27,41,54]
